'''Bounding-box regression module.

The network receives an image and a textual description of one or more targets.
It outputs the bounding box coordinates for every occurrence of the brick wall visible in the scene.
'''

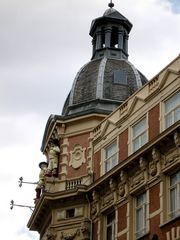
[66,132,90,178]
[93,150,101,181]
[119,129,128,162]
[149,104,160,141]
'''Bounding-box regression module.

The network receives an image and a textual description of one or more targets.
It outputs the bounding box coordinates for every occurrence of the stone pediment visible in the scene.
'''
[159,68,180,90]
[99,119,116,139]
[127,96,145,117]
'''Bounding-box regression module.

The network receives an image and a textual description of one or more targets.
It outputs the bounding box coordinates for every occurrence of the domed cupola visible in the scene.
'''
[62,2,148,117]
[90,1,132,60]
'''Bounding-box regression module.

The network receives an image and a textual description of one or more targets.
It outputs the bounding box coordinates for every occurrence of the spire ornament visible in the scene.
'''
[108,0,114,8]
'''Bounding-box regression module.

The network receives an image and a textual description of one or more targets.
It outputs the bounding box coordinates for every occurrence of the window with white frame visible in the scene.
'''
[104,140,118,173]
[164,91,180,129]
[106,211,115,240]
[132,117,148,152]
[135,192,148,239]
[169,170,180,218]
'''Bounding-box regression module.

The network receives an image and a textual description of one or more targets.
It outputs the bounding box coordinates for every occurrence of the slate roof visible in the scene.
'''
[62,58,148,117]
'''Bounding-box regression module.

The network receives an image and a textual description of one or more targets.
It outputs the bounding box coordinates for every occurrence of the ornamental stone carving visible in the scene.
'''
[163,149,179,168]
[91,190,99,219]
[149,160,158,177]
[70,144,86,169]
[46,229,57,240]
[129,168,145,191]
[109,178,116,192]
[80,219,90,240]
[139,157,148,182]
[139,157,147,171]
[60,229,80,240]
[152,147,161,162]
[118,170,128,198]
[166,226,180,240]
[174,131,180,148]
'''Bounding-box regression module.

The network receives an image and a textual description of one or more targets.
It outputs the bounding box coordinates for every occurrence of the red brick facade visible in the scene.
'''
[149,104,160,141]
[119,129,128,162]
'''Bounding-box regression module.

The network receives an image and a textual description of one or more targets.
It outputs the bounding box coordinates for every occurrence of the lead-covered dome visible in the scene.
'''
[62,5,148,117]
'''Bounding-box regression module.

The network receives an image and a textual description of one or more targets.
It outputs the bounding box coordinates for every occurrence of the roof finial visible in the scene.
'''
[108,0,114,8]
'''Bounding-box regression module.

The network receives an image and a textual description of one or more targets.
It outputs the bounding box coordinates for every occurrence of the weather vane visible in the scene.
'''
[108,0,114,8]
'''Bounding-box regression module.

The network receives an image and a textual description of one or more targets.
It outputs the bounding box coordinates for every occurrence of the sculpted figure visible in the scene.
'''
[46,139,60,177]
[109,178,116,192]
[35,162,48,200]
[152,147,160,162]
[149,160,157,177]
[139,157,147,171]
[174,131,180,147]
[119,170,127,197]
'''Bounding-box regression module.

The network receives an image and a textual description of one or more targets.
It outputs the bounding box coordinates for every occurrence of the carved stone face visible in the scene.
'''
[174,131,180,147]
[139,157,146,170]
[152,148,160,161]
[149,161,157,176]
[109,178,116,191]
[119,183,125,197]
[120,170,127,183]
[92,190,98,201]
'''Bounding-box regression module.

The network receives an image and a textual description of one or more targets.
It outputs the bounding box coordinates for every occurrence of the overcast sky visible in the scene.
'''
[0,0,180,239]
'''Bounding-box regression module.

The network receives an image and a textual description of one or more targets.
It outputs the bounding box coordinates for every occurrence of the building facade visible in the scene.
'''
[27,3,180,240]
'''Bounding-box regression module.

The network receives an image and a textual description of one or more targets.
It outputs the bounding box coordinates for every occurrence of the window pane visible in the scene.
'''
[141,132,147,145]
[165,91,180,113]
[106,212,115,240]
[175,107,180,122]
[105,160,111,172]
[170,188,177,216]
[107,226,112,240]
[133,118,146,138]
[106,142,117,158]
[133,138,140,152]
[170,171,180,218]
[165,113,173,128]
[136,192,147,238]
[105,141,117,172]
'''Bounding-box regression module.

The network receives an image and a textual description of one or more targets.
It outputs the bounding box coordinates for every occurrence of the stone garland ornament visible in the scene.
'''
[70,144,86,169]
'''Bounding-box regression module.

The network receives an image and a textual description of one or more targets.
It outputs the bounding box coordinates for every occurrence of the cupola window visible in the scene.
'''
[113,70,127,85]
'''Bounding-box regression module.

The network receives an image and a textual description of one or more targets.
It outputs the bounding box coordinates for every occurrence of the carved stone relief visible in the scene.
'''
[163,149,180,168]
[60,229,80,240]
[149,160,158,177]
[46,229,57,240]
[91,190,99,219]
[80,219,90,240]
[174,131,180,148]
[118,170,128,198]
[152,147,161,162]
[70,144,86,169]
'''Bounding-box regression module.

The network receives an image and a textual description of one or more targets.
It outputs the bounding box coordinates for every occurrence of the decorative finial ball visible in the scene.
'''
[108,2,114,8]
